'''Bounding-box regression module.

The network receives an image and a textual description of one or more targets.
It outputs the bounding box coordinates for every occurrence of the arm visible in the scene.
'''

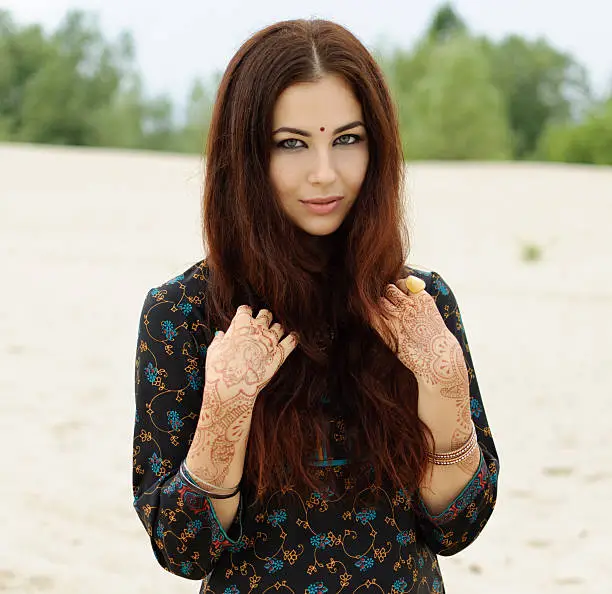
[184,380,251,533]
[132,283,245,580]
[411,270,499,556]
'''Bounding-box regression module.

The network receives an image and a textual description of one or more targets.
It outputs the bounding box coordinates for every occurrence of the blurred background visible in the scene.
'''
[0,1,611,593]
[0,0,611,162]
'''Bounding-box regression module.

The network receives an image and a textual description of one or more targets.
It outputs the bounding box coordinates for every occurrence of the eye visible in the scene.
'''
[275,133,363,150]
[277,138,305,150]
[335,133,362,145]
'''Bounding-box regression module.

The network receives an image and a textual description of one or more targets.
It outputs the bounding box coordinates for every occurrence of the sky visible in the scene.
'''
[3,0,611,105]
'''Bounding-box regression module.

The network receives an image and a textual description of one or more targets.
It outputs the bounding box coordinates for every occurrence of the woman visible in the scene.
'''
[132,18,499,593]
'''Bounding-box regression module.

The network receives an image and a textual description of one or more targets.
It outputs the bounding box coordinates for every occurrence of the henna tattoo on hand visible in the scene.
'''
[377,284,469,398]
[187,306,298,484]
[372,282,477,473]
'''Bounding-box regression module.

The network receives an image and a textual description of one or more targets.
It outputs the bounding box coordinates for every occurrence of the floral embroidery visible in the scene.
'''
[354,556,374,572]
[355,508,377,524]
[471,398,483,418]
[306,582,328,594]
[187,369,203,390]
[148,452,162,474]
[264,559,284,573]
[178,302,193,315]
[144,362,158,384]
[310,533,332,550]
[432,277,450,296]
[186,519,203,536]
[396,530,415,545]
[267,509,288,527]
[161,320,178,341]
[167,410,184,431]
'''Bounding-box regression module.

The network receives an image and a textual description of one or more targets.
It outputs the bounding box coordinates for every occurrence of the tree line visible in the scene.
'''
[1,5,611,164]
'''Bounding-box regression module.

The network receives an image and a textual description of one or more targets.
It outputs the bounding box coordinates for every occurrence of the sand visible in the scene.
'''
[0,143,610,592]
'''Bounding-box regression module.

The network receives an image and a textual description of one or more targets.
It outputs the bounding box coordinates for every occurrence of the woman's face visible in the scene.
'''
[269,74,369,236]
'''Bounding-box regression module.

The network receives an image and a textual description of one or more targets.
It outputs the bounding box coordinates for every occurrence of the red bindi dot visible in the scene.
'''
[320,127,325,132]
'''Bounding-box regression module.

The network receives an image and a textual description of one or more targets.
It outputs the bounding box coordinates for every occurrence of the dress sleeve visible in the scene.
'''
[411,270,500,556]
[132,281,245,579]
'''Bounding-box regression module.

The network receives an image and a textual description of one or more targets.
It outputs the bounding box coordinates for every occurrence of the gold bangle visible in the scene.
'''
[427,424,478,465]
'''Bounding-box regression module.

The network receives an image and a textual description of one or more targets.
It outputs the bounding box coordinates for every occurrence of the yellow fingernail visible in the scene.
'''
[405,276,426,293]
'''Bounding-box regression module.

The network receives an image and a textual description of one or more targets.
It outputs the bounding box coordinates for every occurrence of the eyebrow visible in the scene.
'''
[271,120,365,137]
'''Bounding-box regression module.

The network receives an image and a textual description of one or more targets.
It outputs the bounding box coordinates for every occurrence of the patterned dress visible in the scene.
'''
[132,260,499,594]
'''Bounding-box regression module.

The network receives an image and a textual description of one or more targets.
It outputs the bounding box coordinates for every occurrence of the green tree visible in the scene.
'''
[174,73,220,154]
[537,97,612,165]
[393,36,512,160]
[483,35,592,159]
[0,9,187,151]
[427,3,467,43]
[6,11,130,145]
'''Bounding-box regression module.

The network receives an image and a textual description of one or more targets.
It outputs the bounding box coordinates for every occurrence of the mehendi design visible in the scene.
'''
[187,306,297,484]
[374,281,475,471]
[389,288,469,395]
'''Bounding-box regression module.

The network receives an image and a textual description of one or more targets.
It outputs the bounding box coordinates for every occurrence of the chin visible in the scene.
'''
[297,219,345,236]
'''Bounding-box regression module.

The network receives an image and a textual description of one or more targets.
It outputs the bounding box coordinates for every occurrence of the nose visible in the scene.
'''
[307,149,337,185]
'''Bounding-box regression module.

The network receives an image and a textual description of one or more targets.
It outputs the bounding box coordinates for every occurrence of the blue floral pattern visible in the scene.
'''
[355,556,374,572]
[133,261,499,594]
[355,508,377,524]
[167,410,184,431]
[310,533,332,550]
[161,320,178,341]
[267,509,288,527]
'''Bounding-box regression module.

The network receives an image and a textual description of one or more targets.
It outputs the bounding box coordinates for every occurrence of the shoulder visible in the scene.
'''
[144,259,209,307]
[139,259,214,344]
[401,262,453,300]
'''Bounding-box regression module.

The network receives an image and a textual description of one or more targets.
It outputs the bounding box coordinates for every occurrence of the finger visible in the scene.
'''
[384,284,406,307]
[255,308,273,328]
[235,304,253,318]
[405,275,426,294]
[380,295,398,317]
[278,331,299,359]
[269,322,284,341]
[396,277,410,294]
[232,304,253,328]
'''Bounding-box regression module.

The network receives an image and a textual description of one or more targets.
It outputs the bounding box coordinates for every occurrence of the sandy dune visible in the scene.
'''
[1,143,610,592]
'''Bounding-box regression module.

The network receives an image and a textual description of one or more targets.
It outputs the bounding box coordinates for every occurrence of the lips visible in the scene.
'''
[301,196,344,205]
[300,197,343,215]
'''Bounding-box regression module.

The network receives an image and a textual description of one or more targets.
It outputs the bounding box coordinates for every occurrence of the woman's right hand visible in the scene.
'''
[205,305,299,405]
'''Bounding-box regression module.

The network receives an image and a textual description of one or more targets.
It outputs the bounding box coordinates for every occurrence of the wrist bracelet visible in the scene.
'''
[180,460,241,499]
[426,423,478,466]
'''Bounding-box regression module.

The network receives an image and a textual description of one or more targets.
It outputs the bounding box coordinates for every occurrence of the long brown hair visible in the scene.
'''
[202,18,430,501]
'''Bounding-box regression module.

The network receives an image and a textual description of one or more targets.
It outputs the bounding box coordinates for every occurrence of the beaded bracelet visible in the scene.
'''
[426,423,478,466]
[180,460,241,499]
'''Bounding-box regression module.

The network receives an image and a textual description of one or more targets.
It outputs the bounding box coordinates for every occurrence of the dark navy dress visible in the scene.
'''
[132,261,499,594]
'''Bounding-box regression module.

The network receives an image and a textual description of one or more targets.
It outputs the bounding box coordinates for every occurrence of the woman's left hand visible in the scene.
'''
[370,275,473,448]
[371,276,470,402]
